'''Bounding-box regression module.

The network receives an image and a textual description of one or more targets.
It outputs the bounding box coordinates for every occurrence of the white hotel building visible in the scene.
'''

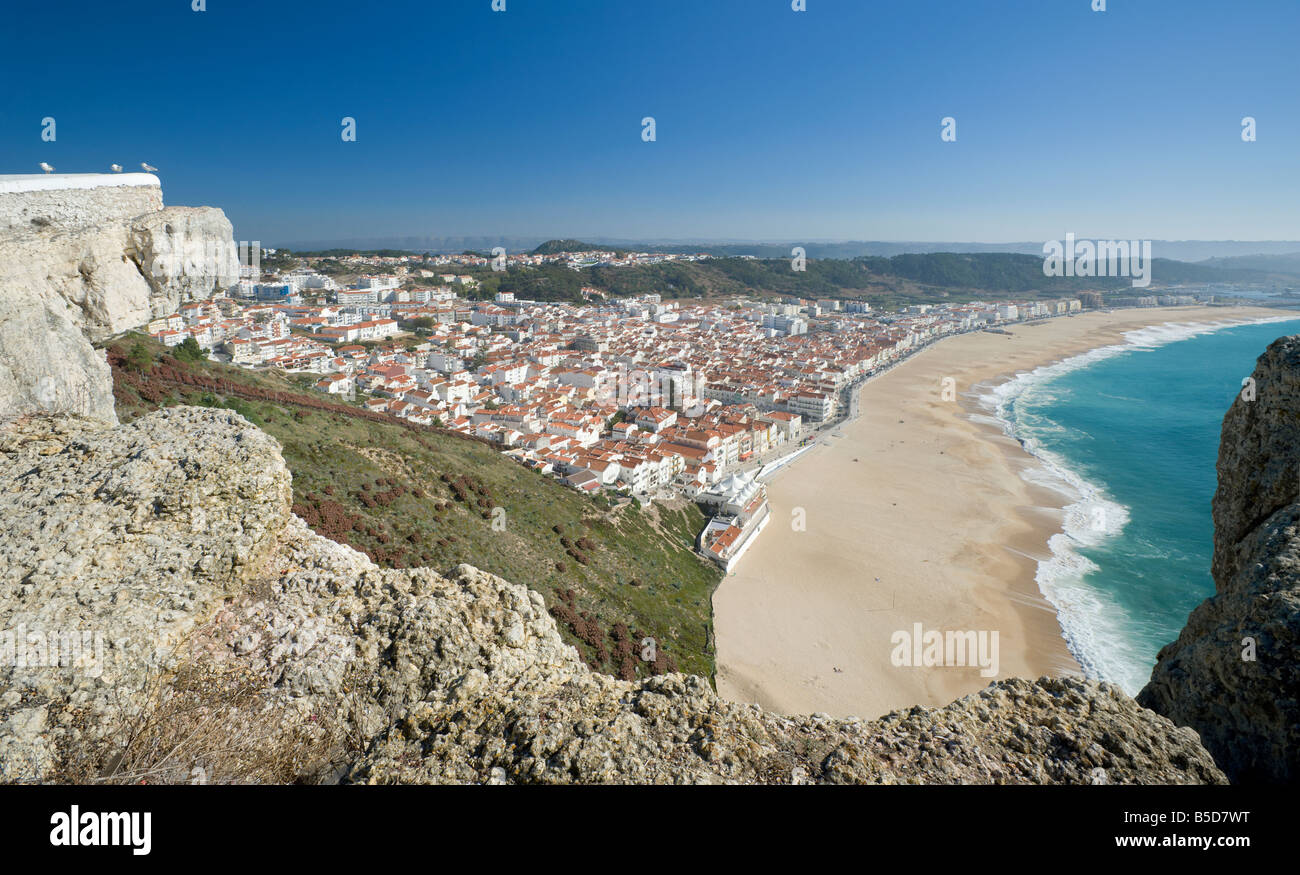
[788,391,833,421]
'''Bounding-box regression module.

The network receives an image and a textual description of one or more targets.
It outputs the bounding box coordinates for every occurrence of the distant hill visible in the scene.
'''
[617,240,1300,262]
[281,236,1300,262]
[448,251,1281,307]
[858,252,1244,292]
[280,236,553,255]
[1198,252,1300,277]
[531,239,618,256]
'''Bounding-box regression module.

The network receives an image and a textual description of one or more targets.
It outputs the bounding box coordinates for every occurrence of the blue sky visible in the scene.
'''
[3,0,1298,245]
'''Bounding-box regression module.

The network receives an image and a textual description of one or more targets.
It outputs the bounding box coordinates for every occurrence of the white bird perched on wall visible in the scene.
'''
[140,162,158,173]
[39,162,54,173]
[110,164,123,173]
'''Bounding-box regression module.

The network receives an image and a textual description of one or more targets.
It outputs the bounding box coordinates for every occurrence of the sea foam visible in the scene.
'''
[974,316,1297,693]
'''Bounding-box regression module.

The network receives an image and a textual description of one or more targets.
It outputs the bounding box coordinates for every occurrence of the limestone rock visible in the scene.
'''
[0,179,237,425]
[0,408,290,781]
[0,174,162,232]
[127,207,240,316]
[0,407,1227,784]
[0,284,117,423]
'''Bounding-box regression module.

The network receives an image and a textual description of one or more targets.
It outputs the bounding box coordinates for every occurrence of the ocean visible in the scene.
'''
[980,314,1300,694]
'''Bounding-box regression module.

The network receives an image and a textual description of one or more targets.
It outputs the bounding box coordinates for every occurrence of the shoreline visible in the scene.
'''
[713,305,1299,720]
[967,312,1300,694]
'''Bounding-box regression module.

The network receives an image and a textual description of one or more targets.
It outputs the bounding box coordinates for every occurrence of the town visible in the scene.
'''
[144,255,1213,571]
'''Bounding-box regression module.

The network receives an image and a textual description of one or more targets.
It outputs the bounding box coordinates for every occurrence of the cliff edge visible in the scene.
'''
[0,408,1224,783]
[0,174,237,424]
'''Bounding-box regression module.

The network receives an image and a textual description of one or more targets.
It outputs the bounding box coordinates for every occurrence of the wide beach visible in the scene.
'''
[713,305,1297,720]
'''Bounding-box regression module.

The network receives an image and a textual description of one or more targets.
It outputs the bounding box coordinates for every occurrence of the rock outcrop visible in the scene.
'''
[0,174,163,231]
[0,408,290,780]
[0,175,237,425]
[1139,335,1300,783]
[0,408,1226,784]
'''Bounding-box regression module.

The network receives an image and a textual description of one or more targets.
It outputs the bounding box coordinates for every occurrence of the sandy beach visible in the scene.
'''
[713,305,1297,720]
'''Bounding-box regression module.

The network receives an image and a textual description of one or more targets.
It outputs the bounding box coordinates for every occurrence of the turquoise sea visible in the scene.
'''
[981,315,1300,694]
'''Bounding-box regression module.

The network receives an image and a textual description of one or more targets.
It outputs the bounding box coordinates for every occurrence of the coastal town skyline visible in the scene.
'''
[137,234,1244,579]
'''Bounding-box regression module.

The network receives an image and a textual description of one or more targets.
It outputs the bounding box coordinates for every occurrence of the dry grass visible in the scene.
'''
[52,656,343,785]
[48,593,372,785]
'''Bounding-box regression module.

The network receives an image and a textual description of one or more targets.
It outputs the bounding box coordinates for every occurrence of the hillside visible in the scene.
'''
[1198,251,1300,277]
[531,239,617,255]
[455,252,1270,307]
[106,334,722,681]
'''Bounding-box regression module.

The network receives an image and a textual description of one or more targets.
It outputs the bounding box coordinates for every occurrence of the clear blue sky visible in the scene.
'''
[3,0,1297,245]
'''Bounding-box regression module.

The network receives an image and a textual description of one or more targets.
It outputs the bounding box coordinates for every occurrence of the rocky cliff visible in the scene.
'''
[0,175,237,424]
[1139,336,1300,783]
[0,408,1225,783]
[0,178,1264,785]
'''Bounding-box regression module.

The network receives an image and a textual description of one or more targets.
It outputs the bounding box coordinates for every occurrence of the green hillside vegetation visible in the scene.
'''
[1197,252,1300,277]
[860,252,1238,292]
[531,239,623,256]
[449,252,1257,308]
[106,334,723,681]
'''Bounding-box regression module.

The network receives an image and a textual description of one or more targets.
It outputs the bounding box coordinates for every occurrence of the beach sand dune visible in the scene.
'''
[714,306,1294,720]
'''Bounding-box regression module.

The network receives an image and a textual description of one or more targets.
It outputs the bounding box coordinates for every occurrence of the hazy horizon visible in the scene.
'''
[269,235,1300,264]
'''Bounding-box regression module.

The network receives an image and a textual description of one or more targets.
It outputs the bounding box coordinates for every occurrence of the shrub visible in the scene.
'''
[173,337,209,363]
[126,342,152,373]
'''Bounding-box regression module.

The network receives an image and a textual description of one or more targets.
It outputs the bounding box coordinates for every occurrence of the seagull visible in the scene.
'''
[39,162,54,174]
[141,162,158,173]
[110,164,123,173]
